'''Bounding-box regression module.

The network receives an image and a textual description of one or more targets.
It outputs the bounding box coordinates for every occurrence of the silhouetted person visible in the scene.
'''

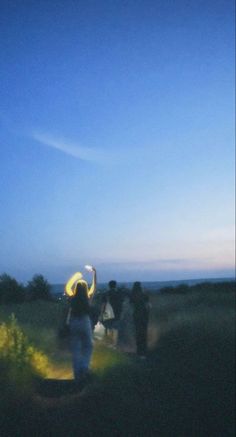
[65,268,97,381]
[101,280,124,348]
[119,291,136,352]
[130,281,150,358]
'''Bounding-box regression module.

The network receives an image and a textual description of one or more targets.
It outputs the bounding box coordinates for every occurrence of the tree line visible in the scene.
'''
[1,272,235,305]
[159,280,236,294]
[0,273,52,304]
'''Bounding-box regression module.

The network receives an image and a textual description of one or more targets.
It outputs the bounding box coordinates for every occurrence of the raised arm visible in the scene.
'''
[65,272,83,297]
[88,267,97,299]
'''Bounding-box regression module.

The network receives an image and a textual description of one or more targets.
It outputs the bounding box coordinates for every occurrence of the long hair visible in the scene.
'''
[74,280,89,304]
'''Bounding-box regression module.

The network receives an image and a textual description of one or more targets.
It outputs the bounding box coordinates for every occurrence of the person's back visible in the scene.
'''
[70,289,90,318]
[108,288,123,321]
[65,267,97,381]
[105,280,122,319]
[103,280,124,348]
[130,281,150,357]
[130,285,149,324]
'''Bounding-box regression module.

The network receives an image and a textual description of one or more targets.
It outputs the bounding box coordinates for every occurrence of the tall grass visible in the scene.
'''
[148,288,235,346]
[0,315,50,406]
[0,302,128,380]
[0,286,235,435]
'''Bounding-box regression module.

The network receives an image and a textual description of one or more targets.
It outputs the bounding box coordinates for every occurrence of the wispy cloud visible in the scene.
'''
[32,132,112,163]
[31,131,154,165]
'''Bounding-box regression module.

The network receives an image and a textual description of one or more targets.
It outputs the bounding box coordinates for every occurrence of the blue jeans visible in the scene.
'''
[70,315,93,380]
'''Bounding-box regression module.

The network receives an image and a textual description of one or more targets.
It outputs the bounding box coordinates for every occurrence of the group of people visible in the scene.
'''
[100,280,150,358]
[64,268,150,382]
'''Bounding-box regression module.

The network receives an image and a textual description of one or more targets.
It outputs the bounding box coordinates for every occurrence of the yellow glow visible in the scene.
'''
[65,266,96,298]
[65,272,83,297]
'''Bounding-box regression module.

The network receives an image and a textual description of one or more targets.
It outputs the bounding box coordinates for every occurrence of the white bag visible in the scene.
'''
[102,302,115,321]
[93,321,106,340]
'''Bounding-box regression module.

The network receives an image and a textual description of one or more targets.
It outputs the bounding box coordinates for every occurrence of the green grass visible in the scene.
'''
[0,288,235,436]
[0,315,51,407]
[0,287,235,380]
[0,301,129,380]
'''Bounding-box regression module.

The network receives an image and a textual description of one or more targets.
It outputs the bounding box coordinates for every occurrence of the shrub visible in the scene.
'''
[0,315,49,404]
[0,273,25,304]
[27,274,52,301]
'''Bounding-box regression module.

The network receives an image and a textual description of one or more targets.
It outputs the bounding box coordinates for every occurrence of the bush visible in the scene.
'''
[0,315,49,405]
[27,274,52,301]
[0,273,25,304]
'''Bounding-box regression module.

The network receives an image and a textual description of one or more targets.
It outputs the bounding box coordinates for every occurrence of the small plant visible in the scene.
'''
[0,314,50,404]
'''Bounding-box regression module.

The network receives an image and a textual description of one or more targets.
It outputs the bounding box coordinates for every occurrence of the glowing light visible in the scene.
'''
[84,264,93,272]
[65,272,83,297]
[65,265,96,298]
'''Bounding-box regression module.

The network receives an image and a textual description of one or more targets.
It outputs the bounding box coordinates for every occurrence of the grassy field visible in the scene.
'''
[148,286,235,343]
[0,300,129,379]
[0,286,235,378]
[0,284,235,436]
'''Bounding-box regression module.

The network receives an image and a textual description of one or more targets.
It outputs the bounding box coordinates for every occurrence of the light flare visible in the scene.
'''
[65,272,83,297]
[84,264,93,272]
[65,266,95,298]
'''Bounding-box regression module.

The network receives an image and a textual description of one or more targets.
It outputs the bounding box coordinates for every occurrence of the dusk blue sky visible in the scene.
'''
[0,0,235,284]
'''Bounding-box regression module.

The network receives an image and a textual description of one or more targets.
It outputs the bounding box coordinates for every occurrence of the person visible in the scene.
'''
[118,291,136,352]
[100,293,115,338]
[130,281,150,358]
[100,280,123,348]
[65,267,97,381]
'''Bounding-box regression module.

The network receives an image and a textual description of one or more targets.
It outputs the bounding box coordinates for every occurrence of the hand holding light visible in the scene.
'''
[85,265,95,272]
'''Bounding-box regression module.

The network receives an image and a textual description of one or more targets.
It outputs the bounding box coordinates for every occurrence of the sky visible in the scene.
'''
[0,0,235,284]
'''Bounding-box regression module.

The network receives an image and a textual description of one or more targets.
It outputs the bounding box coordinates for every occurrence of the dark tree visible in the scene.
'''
[27,274,52,301]
[0,273,25,304]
